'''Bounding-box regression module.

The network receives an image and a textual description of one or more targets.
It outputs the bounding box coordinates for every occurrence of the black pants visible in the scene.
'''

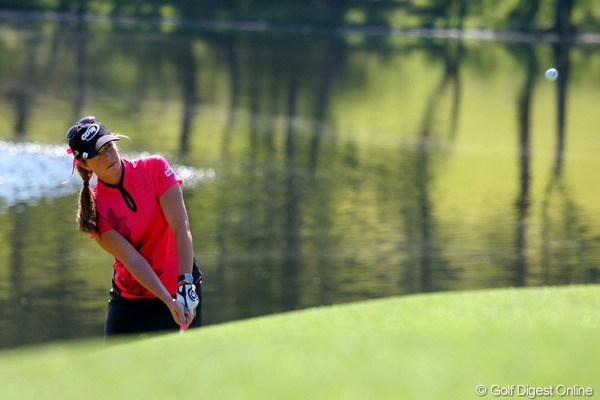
[104,286,202,337]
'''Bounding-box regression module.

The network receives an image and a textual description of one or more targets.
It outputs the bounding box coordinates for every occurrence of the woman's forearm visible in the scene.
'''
[95,230,174,303]
[125,258,174,304]
[173,222,194,277]
[158,184,195,279]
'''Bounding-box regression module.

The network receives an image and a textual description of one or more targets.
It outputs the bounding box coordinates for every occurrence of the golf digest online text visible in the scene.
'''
[475,385,593,398]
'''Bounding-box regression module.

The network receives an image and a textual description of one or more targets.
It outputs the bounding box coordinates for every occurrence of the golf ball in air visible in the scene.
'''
[545,68,558,81]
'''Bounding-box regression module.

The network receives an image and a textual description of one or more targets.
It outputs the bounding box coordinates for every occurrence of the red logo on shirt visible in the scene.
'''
[107,207,132,242]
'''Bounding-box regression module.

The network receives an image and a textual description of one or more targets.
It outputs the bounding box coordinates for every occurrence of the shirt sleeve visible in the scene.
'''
[97,212,112,234]
[92,185,115,235]
[151,155,182,197]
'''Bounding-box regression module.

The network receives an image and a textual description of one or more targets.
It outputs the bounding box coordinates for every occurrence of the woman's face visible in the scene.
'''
[80,141,122,184]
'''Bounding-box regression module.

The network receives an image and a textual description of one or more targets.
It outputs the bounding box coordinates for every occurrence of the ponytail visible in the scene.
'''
[75,164,100,235]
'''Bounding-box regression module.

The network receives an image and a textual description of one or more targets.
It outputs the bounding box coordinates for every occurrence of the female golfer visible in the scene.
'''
[65,116,201,336]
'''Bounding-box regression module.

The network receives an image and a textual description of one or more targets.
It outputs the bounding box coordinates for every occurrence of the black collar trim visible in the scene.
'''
[99,162,138,213]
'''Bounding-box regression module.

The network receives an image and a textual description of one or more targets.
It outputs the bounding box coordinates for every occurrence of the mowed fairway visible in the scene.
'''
[1,285,598,399]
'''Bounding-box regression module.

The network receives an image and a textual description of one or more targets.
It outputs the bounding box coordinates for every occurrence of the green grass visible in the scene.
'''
[1,285,598,399]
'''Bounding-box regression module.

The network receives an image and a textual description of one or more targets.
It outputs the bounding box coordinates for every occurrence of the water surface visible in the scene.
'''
[1,15,600,348]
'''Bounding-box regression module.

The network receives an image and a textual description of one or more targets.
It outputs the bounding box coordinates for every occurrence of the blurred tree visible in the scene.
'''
[553,0,575,34]
[507,0,542,31]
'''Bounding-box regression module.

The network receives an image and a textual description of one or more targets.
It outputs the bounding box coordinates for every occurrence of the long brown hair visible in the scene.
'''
[70,133,127,234]
[75,163,100,235]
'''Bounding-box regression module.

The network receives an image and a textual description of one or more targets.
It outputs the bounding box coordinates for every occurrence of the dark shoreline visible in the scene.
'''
[2,9,599,45]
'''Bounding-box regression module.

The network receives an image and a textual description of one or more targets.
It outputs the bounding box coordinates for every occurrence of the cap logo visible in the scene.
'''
[81,124,100,141]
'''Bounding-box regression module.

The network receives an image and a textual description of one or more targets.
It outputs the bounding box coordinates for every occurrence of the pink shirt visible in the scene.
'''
[93,155,182,299]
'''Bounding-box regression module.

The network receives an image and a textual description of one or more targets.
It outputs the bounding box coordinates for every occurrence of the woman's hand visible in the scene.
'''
[184,309,196,327]
[176,283,199,329]
[166,298,188,326]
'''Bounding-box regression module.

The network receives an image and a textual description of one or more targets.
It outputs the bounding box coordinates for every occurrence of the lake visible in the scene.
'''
[1,13,600,348]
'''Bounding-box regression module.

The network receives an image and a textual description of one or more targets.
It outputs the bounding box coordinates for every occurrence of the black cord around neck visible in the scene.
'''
[99,162,138,213]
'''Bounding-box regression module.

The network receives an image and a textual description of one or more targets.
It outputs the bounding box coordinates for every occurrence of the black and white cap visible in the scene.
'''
[66,116,119,160]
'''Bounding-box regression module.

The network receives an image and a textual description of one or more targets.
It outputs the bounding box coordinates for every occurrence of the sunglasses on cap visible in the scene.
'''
[66,116,96,140]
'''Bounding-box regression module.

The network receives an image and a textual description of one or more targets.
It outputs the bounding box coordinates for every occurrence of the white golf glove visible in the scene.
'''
[176,283,199,316]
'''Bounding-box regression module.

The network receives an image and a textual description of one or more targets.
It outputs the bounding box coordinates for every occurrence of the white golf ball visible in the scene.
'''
[545,68,558,81]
